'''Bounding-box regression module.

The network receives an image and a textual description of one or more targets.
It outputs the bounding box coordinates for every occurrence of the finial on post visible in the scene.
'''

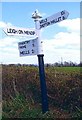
[32,9,42,21]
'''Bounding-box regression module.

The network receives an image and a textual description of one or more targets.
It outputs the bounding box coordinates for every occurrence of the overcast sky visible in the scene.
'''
[0,2,80,64]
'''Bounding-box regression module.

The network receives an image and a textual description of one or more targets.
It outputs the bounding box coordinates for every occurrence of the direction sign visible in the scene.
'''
[18,37,43,56]
[38,10,69,29]
[18,38,38,56]
[3,26,36,37]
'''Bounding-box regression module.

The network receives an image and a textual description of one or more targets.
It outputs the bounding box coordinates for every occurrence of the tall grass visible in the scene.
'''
[2,65,81,118]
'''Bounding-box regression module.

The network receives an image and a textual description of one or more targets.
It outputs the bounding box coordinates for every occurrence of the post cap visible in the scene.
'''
[32,9,42,20]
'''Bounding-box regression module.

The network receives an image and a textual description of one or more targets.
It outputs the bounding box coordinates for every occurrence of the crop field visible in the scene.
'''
[2,65,81,119]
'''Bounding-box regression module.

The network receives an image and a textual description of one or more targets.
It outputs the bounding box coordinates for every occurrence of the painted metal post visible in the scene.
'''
[37,54,49,113]
[32,10,49,113]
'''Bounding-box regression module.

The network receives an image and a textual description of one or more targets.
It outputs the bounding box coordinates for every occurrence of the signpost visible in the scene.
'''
[3,9,69,114]
[31,10,69,113]
[3,26,36,37]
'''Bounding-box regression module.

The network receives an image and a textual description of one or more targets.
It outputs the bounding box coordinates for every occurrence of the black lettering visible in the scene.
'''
[47,22,50,26]
[58,17,61,21]
[25,41,30,44]
[56,18,59,22]
[51,19,56,24]
[7,28,17,34]
[32,49,34,53]
[19,45,26,49]
[20,50,30,55]
[28,31,31,35]
[24,30,28,35]
[18,30,23,34]
[43,23,47,27]
[7,28,11,33]
[40,24,44,29]
[51,18,60,24]
[40,17,62,29]
[32,44,35,47]
[12,29,17,34]
[40,20,44,24]
[19,42,25,45]
[51,18,58,23]
[24,31,35,35]
[62,16,66,20]
[61,11,65,15]
[40,18,47,24]
[20,51,24,55]
[28,31,35,35]
[32,31,35,35]
[40,22,50,29]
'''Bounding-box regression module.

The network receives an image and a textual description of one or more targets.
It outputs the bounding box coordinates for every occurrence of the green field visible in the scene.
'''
[2,65,81,119]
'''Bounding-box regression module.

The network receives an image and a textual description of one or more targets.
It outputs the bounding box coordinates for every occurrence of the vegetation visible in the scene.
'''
[2,64,81,119]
